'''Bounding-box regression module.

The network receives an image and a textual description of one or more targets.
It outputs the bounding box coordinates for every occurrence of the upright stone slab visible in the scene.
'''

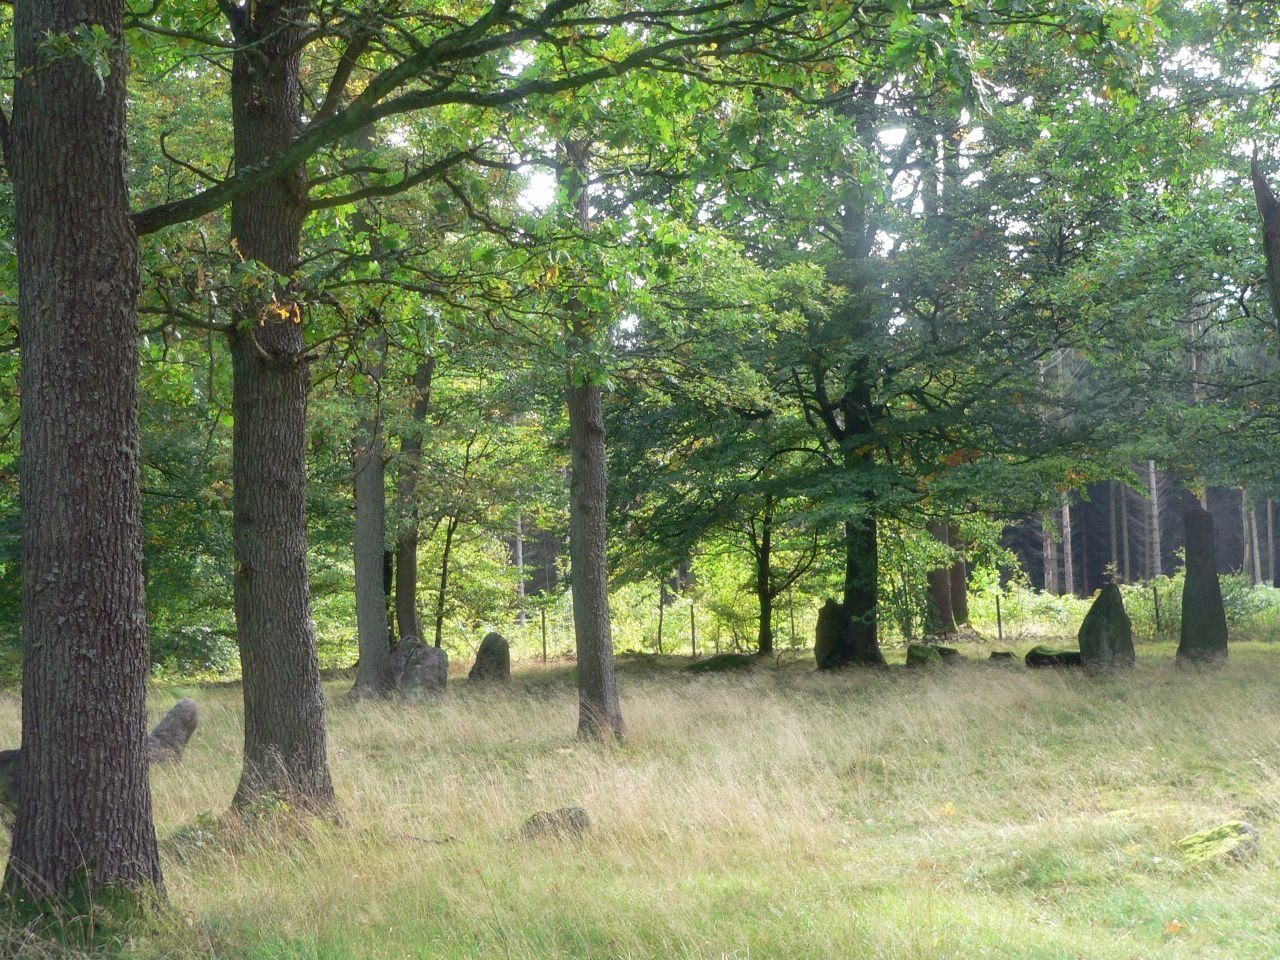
[1077,584,1135,670]
[401,644,449,696]
[1178,507,1228,666]
[391,635,426,683]
[469,631,511,681]
[147,698,199,762]
[814,598,846,670]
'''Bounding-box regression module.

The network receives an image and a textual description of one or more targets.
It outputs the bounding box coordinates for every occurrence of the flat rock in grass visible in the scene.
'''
[469,631,511,682]
[1024,646,1083,669]
[685,653,756,673]
[401,643,449,696]
[519,806,591,840]
[1077,583,1134,671]
[147,698,199,763]
[1176,820,1259,865]
[905,644,944,668]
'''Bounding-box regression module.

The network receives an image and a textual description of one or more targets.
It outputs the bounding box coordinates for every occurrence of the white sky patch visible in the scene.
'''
[519,167,557,211]
[878,127,908,149]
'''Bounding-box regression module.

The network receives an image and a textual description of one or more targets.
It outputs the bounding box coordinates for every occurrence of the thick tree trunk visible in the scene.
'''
[4,0,163,901]
[926,521,956,634]
[351,334,394,698]
[842,513,884,664]
[228,0,333,812]
[562,139,623,738]
[567,382,624,736]
[394,358,434,641]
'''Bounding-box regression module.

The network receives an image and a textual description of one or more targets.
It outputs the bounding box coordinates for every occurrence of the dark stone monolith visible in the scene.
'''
[1178,507,1228,666]
[401,643,449,695]
[469,631,511,681]
[1077,584,1135,671]
[147,697,199,762]
[815,599,846,670]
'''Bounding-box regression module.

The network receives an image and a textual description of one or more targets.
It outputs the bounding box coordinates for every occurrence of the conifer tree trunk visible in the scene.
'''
[1042,512,1058,594]
[228,0,333,811]
[1147,460,1162,579]
[1268,498,1276,587]
[4,0,163,900]
[562,139,623,738]
[1109,481,1119,580]
[394,358,434,641]
[1061,494,1075,596]
[1121,482,1132,581]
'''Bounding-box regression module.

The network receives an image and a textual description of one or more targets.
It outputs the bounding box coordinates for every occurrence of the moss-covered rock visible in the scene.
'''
[1175,820,1259,865]
[684,653,756,673]
[1024,646,1083,668]
[1077,583,1134,670]
[905,644,945,668]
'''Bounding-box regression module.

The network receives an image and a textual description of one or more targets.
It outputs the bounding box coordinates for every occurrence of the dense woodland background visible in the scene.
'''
[6,0,1280,932]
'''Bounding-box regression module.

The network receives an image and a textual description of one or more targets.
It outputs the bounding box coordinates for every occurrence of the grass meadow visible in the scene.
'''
[4,639,1280,958]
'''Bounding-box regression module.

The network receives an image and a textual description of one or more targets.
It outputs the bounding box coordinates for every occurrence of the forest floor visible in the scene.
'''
[3,639,1280,958]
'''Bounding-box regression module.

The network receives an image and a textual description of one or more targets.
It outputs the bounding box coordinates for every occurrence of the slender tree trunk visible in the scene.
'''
[947,525,969,626]
[1245,489,1263,584]
[1268,498,1276,587]
[4,0,163,900]
[1147,460,1162,579]
[433,517,458,649]
[1109,481,1119,580]
[656,581,666,654]
[394,358,434,641]
[926,521,956,634]
[563,139,623,738]
[351,333,393,697]
[515,514,527,627]
[1121,482,1132,582]
[1042,512,1058,594]
[1061,493,1075,596]
[755,499,775,656]
[228,0,333,812]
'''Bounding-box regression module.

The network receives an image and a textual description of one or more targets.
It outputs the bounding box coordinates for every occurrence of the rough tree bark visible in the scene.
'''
[394,358,434,641]
[563,139,624,738]
[351,332,394,697]
[3,0,163,902]
[228,0,334,811]
[926,521,957,634]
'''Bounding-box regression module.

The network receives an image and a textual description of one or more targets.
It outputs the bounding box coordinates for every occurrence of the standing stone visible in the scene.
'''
[146,698,199,763]
[391,635,426,683]
[1178,507,1228,666]
[815,598,846,670]
[1077,584,1135,670]
[469,631,511,681]
[401,644,449,696]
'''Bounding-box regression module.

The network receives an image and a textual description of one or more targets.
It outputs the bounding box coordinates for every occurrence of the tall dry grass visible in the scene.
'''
[3,644,1280,957]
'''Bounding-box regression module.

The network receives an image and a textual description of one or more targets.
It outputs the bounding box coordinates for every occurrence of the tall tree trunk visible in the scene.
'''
[925,521,956,634]
[842,511,884,664]
[515,513,527,627]
[1042,512,1058,594]
[351,333,393,697]
[433,516,458,649]
[394,358,434,641]
[1268,498,1276,587]
[948,525,969,625]
[1061,493,1075,596]
[1109,481,1119,580]
[754,498,775,656]
[563,139,623,738]
[4,0,163,901]
[228,0,334,812]
[1147,460,1162,579]
[1121,482,1132,582]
